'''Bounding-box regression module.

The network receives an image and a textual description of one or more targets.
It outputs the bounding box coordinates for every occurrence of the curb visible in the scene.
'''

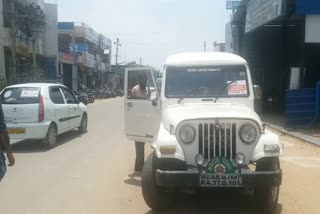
[265,122,320,147]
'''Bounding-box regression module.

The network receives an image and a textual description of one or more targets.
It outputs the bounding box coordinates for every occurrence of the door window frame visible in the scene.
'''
[61,87,77,104]
[49,86,66,104]
[125,67,159,102]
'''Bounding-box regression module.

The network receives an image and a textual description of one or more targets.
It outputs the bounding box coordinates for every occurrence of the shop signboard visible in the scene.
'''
[84,53,95,68]
[296,0,320,15]
[59,53,75,64]
[76,55,84,64]
[58,22,74,31]
[99,35,112,50]
[245,0,283,33]
[305,15,320,43]
[69,43,89,53]
[96,54,102,65]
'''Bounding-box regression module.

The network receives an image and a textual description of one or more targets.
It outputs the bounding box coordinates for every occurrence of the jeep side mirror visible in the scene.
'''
[253,85,262,100]
[149,90,157,101]
[149,90,158,106]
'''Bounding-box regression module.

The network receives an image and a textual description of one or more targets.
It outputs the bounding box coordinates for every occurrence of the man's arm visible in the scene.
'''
[0,102,15,166]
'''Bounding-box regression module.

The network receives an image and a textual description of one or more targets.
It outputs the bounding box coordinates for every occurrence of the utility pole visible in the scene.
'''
[10,0,16,84]
[114,38,121,65]
[32,35,37,73]
[204,41,206,52]
[139,57,142,66]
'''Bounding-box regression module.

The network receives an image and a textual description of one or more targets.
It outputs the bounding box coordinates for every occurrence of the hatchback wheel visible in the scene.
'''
[43,124,57,148]
[78,114,88,134]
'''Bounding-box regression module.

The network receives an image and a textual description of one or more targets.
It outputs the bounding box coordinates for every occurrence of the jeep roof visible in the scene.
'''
[164,52,247,67]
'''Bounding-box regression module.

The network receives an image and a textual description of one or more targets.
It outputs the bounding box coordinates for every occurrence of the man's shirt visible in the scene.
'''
[132,84,147,99]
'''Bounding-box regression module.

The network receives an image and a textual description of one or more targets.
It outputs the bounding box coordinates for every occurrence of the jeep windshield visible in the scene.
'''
[165,65,249,98]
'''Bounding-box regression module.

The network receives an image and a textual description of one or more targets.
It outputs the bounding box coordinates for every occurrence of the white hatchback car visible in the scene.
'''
[1,83,88,147]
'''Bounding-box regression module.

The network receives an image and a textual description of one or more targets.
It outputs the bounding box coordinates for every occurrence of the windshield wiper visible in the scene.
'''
[178,86,208,104]
[214,80,237,103]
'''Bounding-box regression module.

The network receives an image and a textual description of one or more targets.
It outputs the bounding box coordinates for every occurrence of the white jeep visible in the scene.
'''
[124,52,282,214]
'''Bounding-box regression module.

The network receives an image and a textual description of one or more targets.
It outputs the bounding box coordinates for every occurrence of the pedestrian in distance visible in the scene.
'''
[0,99,15,182]
[132,72,148,171]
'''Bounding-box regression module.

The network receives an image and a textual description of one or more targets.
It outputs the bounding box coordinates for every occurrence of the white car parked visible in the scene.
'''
[1,83,88,147]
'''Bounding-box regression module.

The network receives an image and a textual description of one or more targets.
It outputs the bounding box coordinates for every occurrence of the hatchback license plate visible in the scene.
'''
[9,128,26,134]
[200,174,242,187]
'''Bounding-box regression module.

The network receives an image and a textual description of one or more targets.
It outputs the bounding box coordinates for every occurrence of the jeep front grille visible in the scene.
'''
[198,123,236,160]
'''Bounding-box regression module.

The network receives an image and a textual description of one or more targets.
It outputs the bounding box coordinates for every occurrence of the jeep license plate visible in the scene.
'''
[200,174,242,187]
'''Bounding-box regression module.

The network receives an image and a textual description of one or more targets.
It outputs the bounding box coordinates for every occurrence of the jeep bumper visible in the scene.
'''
[156,169,282,188]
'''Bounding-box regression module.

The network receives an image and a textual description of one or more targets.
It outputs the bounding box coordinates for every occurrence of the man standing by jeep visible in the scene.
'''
[132,73,148,171]
[0,100,15,182]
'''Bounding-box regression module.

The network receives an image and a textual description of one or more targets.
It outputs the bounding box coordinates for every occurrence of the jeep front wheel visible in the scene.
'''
[141,152,172,211]
[255,157,280,214]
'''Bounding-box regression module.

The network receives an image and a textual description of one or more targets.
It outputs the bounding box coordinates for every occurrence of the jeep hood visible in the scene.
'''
[162,103,262,131]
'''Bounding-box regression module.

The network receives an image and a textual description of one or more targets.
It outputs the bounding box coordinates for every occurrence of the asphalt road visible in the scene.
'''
[1,98,320,214]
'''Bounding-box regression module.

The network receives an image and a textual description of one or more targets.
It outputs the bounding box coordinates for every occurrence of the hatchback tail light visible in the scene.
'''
[38,95,44,122]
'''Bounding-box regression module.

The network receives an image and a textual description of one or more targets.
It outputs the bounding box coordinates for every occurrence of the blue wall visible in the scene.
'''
[296,0,320,15]
[58,22,74,31]
[44,59,57,80]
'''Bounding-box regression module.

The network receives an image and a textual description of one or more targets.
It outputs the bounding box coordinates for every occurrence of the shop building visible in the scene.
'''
[229,0,320,116]
[58,22,111,91]
[0,0,58,86]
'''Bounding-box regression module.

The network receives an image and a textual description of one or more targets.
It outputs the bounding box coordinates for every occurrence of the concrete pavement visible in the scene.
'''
[0,98,320,214]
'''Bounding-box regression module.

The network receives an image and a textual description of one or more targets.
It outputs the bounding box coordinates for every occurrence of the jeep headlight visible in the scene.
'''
[179,125,195,144]
[239,124,257,143]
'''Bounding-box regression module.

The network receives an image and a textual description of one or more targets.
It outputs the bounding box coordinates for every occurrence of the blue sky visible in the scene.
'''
[54,0,231,70]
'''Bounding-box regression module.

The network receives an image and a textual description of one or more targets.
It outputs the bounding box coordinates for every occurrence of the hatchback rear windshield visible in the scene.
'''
[1,87,40,104]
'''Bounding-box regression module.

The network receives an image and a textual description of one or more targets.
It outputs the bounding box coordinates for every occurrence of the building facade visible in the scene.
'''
[228,0,320,113]
[0,0,58,87]
[58,22,111,91]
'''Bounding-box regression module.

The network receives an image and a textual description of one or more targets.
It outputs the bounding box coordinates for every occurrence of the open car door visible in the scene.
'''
[124,67,161,143]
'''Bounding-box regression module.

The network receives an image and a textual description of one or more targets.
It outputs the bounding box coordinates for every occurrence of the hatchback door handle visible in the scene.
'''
[55,107,58,110]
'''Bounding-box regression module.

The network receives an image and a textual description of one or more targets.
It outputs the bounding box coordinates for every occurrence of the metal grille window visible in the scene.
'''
[198,123,236,160]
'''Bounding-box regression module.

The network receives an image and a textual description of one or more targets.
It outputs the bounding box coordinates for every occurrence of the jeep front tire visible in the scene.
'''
[141,152,172,210]
[255,157,280,214]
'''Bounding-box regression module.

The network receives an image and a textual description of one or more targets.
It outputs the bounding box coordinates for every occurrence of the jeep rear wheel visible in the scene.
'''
[255,157,280,214]
[141,152,173,211]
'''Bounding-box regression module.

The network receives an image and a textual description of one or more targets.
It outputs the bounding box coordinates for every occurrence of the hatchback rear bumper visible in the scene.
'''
[7,122,51,140]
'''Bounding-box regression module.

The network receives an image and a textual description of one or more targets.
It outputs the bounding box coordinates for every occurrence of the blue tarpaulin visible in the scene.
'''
[296,0,320,15]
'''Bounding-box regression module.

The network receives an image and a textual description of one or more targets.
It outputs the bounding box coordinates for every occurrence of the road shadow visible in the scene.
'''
[123,171,142,187]
[145,189,283,214]
[10,130,84,153]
